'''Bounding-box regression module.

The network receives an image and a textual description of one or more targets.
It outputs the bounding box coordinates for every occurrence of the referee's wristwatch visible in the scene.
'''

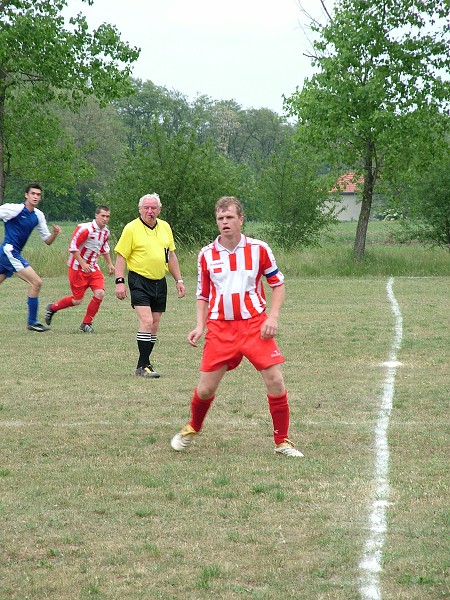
[175,279,184,284]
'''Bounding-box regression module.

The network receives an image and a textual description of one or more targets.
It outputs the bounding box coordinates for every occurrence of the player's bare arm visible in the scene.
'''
[188,300,208,346]
[45,224,62,245]
[261,284,285,339]
[103,253,115,275]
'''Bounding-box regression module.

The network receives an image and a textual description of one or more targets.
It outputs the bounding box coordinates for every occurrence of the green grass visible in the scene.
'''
[25,220,450,279]
[0,270,448,599]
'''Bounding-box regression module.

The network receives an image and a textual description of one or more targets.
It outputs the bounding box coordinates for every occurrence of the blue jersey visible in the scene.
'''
[0,203,51,252]
[0,203,52,276]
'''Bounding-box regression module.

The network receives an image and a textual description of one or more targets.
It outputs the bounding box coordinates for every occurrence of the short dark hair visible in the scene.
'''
[26,183,42,193]
[96,205,110,214]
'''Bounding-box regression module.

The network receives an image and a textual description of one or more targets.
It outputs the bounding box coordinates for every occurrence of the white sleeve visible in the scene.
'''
[34,208,52,241]
[0,203,25,221]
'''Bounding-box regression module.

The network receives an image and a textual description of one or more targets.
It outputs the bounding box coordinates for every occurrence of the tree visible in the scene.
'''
[286,0,450,259]
[113,87,296,228]
[2,96,91,204]
[114,79,193,155]
[393,133,450,249]
[107,120,252,244]
[53,98,128,219]
[0,0,139,202]
[192,98,291,172]
[257,133,336,248]
[229,108,290,171]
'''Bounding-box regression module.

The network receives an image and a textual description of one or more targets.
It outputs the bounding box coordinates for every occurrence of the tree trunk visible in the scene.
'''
[353,195,372,260]
[353,143,376,260]
[0,85,5,204]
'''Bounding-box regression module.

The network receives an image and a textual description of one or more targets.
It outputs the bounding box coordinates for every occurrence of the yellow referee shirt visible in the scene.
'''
[114,218,176,280]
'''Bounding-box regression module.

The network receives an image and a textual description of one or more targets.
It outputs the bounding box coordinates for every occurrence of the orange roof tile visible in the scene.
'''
[332,173,364,194]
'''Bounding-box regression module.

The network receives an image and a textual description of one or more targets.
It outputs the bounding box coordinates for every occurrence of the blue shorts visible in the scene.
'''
[0,244,29,277]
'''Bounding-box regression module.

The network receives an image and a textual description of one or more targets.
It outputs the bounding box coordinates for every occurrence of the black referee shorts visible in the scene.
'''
[128,271,167,312]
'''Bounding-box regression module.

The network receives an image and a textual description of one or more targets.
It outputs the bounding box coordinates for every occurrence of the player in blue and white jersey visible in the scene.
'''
[0,183,61,331]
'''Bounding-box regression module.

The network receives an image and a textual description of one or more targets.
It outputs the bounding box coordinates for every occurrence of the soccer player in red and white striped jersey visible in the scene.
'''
[171,196,303,458]
[44,206,114,333]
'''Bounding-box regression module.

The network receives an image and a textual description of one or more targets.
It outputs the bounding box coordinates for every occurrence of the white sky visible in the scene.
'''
[65,0,329,114]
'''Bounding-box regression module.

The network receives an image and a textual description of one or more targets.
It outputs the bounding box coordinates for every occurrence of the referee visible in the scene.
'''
[114,193,185,378]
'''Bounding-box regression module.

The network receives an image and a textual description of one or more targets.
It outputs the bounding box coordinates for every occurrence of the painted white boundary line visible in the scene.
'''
[359,277,403,600]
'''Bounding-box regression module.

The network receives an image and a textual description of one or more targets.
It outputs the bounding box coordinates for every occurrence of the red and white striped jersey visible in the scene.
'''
[67,220,110,271]
[197,234,284,320]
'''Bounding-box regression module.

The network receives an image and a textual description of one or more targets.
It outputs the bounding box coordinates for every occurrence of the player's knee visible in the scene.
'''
[31,277,43,293]
[95,289,105,300]
[72,298,83,306]
[262,367,285,394]
[197,385,216,399]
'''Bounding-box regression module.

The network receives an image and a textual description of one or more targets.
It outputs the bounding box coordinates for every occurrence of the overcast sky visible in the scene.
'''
[65,0,330,114]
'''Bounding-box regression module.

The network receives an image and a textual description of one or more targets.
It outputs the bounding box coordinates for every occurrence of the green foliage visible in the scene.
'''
[0,0,139,201]
[3,94,92,194]
[257,136,336,248]
[106,121,253,244]
[49,99,129,220]
[114,79,193,154]
[109,83,335,248]
[202,100,292,169]
[38,186,89,223]
[3,0,448,256]
[0,0,139,105]
[112,82,293,226]
[285,0,450,258]
[392,143,450,248]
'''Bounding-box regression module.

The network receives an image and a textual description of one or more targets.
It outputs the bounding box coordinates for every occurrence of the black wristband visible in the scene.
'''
[115,277,125,284]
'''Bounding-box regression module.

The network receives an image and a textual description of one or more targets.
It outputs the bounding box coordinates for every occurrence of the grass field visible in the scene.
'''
[1,260,448,597]
[22,220,450,280]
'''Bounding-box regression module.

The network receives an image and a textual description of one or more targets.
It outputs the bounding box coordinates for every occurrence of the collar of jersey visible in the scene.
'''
[140,217,158,230]
[215,233,246,253]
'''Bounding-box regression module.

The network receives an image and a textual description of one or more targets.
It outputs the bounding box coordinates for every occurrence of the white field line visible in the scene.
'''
[359,277,403,600]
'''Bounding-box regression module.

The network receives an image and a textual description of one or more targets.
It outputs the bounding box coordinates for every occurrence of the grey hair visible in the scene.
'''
[138,193,161,209]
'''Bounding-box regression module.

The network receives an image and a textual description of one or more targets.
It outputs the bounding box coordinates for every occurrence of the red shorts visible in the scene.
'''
[68,268,105,301]
[200,313,285,372]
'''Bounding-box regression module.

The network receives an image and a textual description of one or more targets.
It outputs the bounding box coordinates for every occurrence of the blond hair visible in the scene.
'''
[215,196,244,217]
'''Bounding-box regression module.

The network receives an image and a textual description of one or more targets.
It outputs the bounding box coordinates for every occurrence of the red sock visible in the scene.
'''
[83,296,102,324]
[51,296,75,312]
[189,387,214,432]
[267,391,290,445]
